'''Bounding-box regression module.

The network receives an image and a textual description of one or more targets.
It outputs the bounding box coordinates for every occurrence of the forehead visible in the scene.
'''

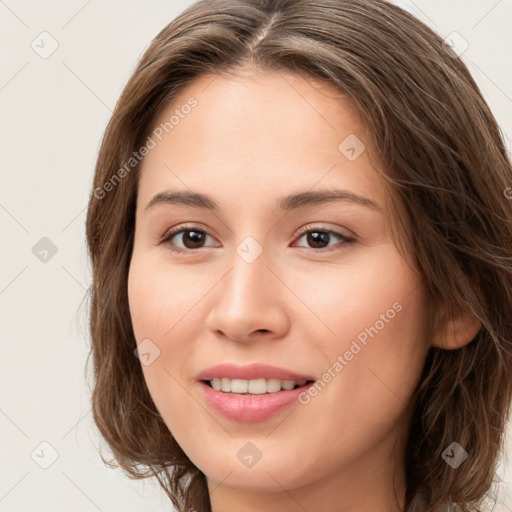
[155,68,366,139]
[136,68,387,217]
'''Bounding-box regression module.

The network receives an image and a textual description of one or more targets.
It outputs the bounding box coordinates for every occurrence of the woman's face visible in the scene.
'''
[128,69,432,506]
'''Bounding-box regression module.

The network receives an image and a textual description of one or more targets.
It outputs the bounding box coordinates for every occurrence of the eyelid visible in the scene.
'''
[159,223,220,248]
[295,222,355,239]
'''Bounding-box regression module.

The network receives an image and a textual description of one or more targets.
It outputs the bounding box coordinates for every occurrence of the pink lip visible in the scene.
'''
[197,381,315,422]
[196,362,315,382]
[195,363,316,423]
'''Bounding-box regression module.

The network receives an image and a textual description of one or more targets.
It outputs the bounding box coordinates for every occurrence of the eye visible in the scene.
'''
[160,225,219,253]
[293,224,356,252]
[159,224,356,254]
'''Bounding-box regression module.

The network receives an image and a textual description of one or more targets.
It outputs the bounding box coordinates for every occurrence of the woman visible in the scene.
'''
[85,0,512,510]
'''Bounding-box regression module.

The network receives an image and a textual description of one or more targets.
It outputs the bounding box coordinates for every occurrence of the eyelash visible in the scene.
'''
[159,224,356,254]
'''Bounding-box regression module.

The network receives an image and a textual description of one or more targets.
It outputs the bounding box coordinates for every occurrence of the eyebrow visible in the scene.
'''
[144,189,382,213]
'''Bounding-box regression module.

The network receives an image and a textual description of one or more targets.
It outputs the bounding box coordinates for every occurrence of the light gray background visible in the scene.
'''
[1,1,511,511]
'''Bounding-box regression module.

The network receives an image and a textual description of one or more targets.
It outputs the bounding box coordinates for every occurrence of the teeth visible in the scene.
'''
[209,377,308,394]
[231,379,248,393]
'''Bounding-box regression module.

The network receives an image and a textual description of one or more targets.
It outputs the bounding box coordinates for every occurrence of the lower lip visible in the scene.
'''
[198,381,314,423]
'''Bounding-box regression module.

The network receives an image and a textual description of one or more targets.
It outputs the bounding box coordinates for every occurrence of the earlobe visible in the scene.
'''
[431,307,482,350]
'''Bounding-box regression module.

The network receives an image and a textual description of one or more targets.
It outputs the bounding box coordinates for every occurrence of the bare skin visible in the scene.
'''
[127,67,481,512]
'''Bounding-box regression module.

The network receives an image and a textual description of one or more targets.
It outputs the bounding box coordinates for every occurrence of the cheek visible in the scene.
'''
[295,247,428,425]
[290,245,426,357]
[127,250,214,385]
[127,253,203,343]
[127,254,205,431]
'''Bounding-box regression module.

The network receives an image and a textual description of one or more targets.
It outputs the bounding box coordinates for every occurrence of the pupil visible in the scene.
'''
[184,230,204,249]
[307,231,329,248]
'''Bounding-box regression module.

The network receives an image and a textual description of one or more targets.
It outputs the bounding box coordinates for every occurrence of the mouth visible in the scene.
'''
[198,377,317,422]
[201,378,316,395]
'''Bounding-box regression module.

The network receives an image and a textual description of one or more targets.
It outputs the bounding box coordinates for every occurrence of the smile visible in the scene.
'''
[198,379,315,423]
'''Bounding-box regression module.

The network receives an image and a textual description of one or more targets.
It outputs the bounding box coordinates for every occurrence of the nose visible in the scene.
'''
[205,247,290,343]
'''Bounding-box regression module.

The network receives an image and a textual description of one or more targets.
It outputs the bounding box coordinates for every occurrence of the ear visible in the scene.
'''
[431,305,482,350]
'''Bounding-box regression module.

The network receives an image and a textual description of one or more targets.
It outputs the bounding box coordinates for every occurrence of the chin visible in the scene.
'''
[198,450,314,493]
[206,467,301,493]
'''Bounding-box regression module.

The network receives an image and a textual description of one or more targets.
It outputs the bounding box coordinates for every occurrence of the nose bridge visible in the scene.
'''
[221,240,273,314]
[205,237,287,340]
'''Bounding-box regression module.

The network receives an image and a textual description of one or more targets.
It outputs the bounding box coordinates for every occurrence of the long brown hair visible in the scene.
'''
[84,1,512,510]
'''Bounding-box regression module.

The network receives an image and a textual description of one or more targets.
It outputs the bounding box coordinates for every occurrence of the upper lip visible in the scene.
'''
[196,363,315,382]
